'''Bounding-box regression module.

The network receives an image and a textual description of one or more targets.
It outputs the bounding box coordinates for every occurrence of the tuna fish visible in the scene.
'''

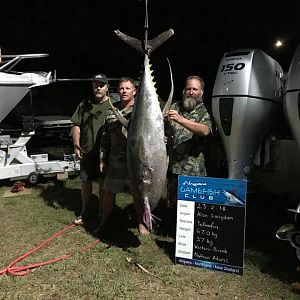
[114,2,174,230]
[127,54,171,230]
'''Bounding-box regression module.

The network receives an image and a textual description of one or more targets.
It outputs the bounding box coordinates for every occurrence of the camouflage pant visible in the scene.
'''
[167,153,207,208]
[171,152,207,176]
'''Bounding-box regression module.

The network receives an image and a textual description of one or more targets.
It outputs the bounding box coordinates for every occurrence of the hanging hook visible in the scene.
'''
[144,0,150,55]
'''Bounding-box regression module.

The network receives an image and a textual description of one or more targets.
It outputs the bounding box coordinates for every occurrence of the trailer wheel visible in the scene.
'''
[28,172,39,185]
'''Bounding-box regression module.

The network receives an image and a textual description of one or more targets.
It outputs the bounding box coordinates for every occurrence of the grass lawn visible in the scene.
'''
[0,176,299,299]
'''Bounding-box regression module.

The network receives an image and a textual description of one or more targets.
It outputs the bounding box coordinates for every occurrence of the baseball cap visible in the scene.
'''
[93,74,108,84]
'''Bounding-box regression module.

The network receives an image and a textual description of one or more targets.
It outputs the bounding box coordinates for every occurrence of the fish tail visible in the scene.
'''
[114,29,174,55]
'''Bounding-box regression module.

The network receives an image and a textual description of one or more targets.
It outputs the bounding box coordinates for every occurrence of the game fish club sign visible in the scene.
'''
[175,176,247,275]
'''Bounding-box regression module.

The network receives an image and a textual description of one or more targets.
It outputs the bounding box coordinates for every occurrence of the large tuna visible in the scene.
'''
[127,54,170,230]
[114,1,174,230]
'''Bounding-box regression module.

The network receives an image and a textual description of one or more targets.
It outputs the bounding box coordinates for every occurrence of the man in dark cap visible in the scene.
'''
[71,74,111,225]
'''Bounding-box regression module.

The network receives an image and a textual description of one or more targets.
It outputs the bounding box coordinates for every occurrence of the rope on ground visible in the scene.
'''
[0,224,102,276]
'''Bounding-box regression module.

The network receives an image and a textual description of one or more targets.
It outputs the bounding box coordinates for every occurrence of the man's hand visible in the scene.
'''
[74,144,83,159]
[99,160,107,174]
[165,109,183,123]
[165,109,210,136]
[71,126,82,159]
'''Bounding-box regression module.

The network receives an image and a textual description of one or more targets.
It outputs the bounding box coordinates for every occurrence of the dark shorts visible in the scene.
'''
[103,153,131,193]
[80,154,100,181]
[103,177,131,193]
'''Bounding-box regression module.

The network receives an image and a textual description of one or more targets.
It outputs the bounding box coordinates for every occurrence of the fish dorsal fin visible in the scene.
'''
[162,57,174,116]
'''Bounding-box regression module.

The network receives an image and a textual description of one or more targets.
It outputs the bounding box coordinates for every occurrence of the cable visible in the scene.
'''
[0,224,103,276]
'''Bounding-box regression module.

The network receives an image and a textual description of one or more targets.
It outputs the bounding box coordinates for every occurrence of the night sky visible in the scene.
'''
[1,0,300,99]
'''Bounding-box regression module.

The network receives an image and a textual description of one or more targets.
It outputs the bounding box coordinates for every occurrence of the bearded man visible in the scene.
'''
[165,75,212,207]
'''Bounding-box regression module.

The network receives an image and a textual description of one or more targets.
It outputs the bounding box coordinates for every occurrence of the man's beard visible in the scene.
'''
[182,94,202,111]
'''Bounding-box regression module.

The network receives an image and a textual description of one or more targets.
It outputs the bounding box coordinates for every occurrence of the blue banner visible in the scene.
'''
[175,176,247,275]
[178,175,247,206]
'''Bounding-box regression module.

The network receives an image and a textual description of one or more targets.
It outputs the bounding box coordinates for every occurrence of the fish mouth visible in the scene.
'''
[143,208,152,231]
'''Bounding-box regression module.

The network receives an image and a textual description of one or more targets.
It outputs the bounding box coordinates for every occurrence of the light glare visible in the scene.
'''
[275,40,283,48]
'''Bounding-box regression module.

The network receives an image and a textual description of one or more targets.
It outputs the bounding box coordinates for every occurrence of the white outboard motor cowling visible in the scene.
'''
[284,43,300,152]
[212,49,284,179]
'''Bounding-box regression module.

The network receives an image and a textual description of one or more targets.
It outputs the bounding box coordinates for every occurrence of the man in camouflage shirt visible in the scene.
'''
[94,77,150,236]
[165,75,212,207]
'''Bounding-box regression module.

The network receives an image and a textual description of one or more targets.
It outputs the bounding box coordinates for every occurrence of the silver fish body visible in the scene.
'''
[127,55,168,230]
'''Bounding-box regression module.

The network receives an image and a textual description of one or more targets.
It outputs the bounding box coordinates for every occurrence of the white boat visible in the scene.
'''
[0,52,52,124]
[0,51,79,183]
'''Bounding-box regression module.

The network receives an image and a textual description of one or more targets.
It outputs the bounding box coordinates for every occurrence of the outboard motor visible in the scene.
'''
[212,49,284,179]
[284,43,300,152]
[277,45,300,288]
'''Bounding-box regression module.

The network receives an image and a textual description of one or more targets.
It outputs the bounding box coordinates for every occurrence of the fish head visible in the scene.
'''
[143,199,152,231]
[139,179,166,231]
[137,177,154,231]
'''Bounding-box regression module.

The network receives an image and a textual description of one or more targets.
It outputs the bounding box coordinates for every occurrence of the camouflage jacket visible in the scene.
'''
[168,102,212,176]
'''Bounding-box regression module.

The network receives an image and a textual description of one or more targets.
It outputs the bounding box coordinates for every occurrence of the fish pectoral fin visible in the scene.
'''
[108,97,129,128]
[137,141,153,183]
[121,126,128,138]
[142,166,153,184]
[114,30,143,54]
